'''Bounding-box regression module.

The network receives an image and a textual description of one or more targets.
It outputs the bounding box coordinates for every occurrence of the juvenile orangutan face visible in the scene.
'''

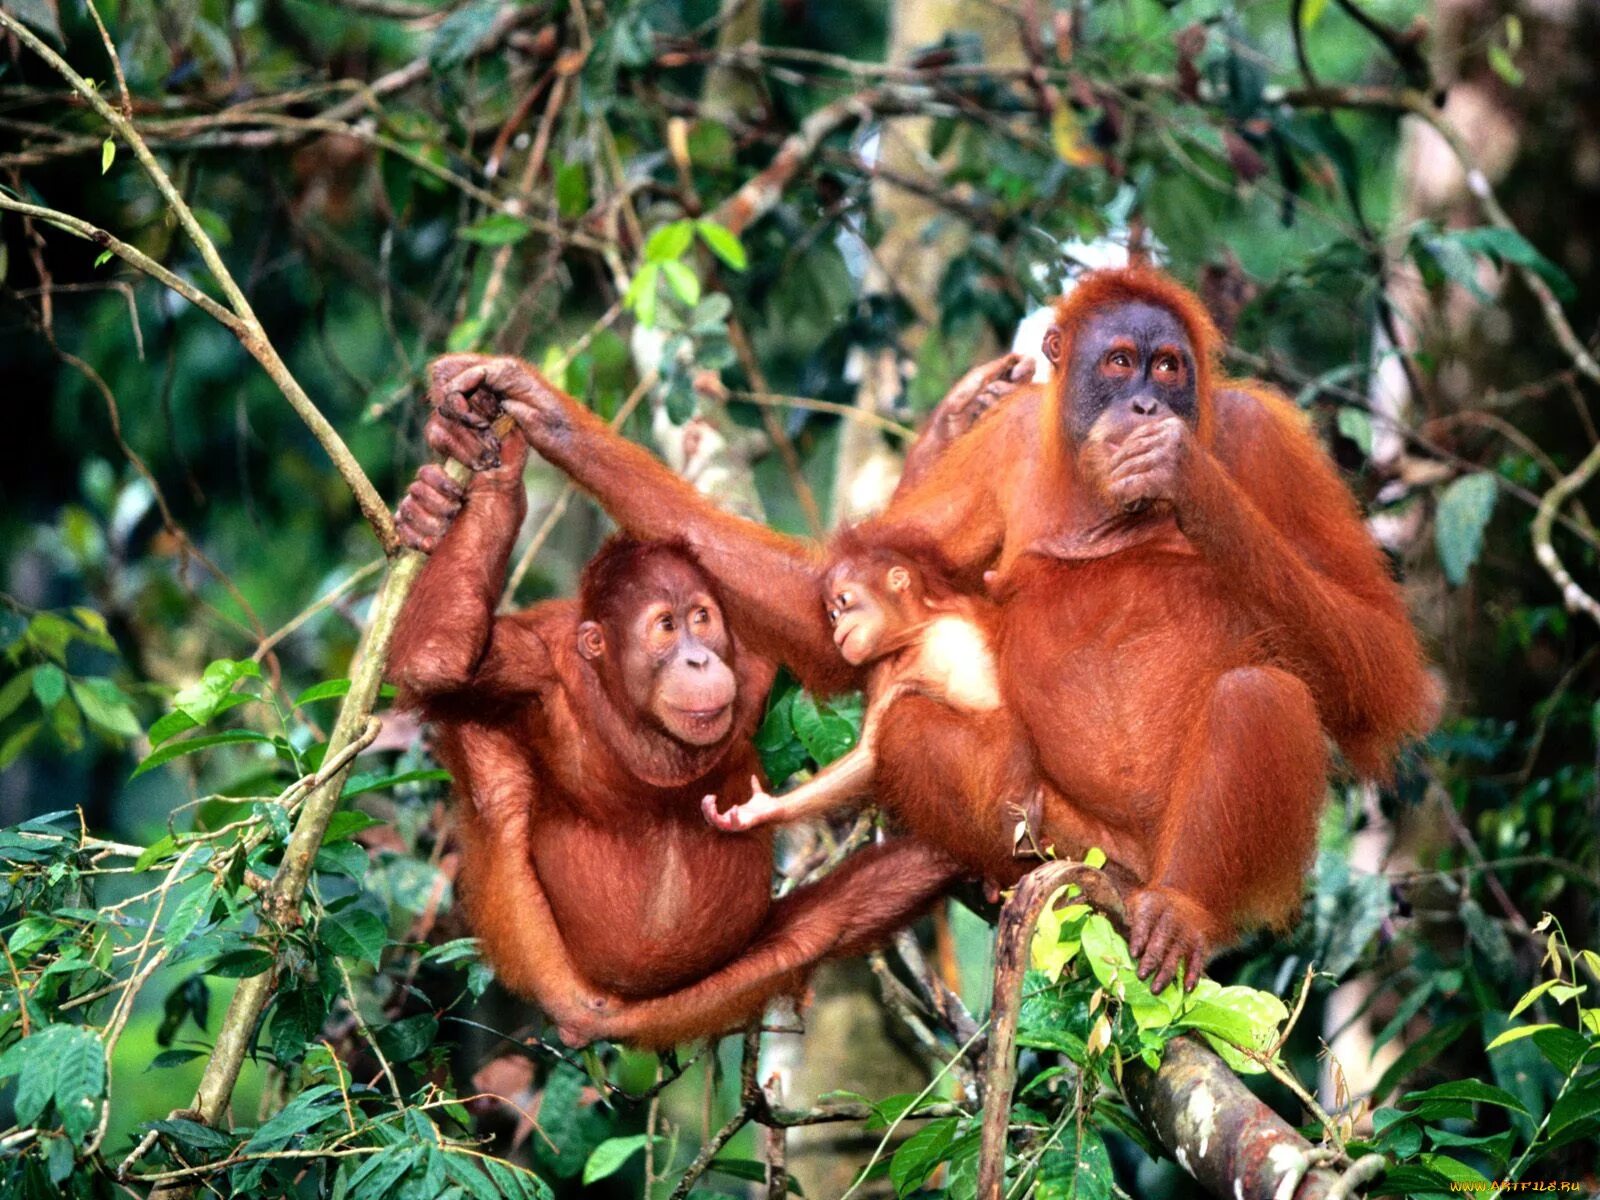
[580,555,738,746]
[823,561,913,666]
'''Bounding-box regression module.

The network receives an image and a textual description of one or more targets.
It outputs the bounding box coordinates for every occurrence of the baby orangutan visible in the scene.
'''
[703,537,1119,888]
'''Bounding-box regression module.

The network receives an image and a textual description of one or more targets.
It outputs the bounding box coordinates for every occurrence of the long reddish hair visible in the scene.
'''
[1045,267,1223,449]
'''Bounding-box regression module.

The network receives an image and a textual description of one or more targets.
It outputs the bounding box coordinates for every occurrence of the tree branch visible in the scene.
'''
[977,861,1377,1200]
[0,7,397,547]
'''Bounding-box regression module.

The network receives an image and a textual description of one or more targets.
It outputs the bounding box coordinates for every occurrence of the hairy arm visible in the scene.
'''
[897,353,1034,494]
[444,357,855,694]
[442,727,613,1033]
[862,391,1020,581]
[704,746,875,832]
[387,360,534,701]
[1114,387,1432,774]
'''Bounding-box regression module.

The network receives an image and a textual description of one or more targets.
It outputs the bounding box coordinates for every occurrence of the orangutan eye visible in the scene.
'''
[838,591,854,610]
[826,607,839,624]
[1106,350,1133,370]
[656,613,675,633]
[691,606,710,626]
[1154,355,1179,376]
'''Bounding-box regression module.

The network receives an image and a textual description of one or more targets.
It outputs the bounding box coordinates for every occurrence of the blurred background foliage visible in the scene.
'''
[0,0,1597,1195]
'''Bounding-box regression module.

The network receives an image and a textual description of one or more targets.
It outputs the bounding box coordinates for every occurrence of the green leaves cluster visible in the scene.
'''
[625,218,747,330]
[1029,893,1289,1076]
[1,606,140,767]
[754,673,864,785]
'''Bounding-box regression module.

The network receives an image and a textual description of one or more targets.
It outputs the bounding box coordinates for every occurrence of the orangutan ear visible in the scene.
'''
[1042,327,1064,368]
[578,621,606,660]
[886,566,912,593]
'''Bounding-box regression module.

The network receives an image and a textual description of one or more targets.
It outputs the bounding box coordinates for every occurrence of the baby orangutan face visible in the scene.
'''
[824,560,914,667]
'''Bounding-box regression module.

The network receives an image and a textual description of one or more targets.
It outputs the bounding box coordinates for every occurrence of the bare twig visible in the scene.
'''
[0,10,397,548]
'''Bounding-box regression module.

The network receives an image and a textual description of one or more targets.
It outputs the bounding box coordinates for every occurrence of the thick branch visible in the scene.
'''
[977,862,1378,1200]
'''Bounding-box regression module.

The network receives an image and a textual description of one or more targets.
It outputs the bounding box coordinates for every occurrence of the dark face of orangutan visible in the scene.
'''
[1060,301,1197,447]
[579,556,738,746]
[824,561,913,667]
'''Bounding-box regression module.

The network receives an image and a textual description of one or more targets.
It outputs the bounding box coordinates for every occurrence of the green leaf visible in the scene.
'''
[889,1118,958,1196]
[660,259,701,307]
[1484,1022,1558,1051]
[1336,407,1373,457]
[643,220,694,264]
[294,678,353,706]
[70,607,114,649]
[1509,976,1560,1019]
[31,663,67,709]
[0,668,37,723]
[172,659,261,725]
[1372,1017,1474,1099]
[448,315,487,352]
[1547,1080,1600,1139]
[627,262,660,328]
[343,1144,419,1196]
[70,676,141,737]
[696,220,748,270]
[147,1049,207,1071]
[1486,43,1524,86]
[705,1157,800,1193]
[459,213,533,246]
[555,161,590,220]
[321,907,388,965]
[8,915,62,957]
[132,728,276,778]
[1450,226,1575,301]
[1402,1079,1528,1115]
[789,691,860,765]
[1531,1025,1592,1073]
[582,1134,659,1185]
[101,137,115,174]
[54,1026,107,1143]
[322,810,385,842]
[1175,981,1289,1072]
[146,1116,233,1152]
[1039,1123,1114,1200]
[1435,473,1498,586]
[429,0,499,70]
[1419,1153,1487,1186]
[341,767,451,799]
[134,834,177,872]
[0,721,42,768]
[0,1025,104,1143]
[26,613,78,662]
[243,1085,345,1152]
[376,1013,438,1063]
[163,885,215,948]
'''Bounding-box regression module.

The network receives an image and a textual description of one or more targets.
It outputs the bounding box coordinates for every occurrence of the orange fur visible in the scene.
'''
[864,268,1432,954]
[388,456,957,1049]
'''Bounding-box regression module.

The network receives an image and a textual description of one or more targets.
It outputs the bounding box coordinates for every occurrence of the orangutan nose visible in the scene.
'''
[1131,394,1162,416]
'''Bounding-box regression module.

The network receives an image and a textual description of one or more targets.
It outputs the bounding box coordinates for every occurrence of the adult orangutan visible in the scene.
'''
[441,266,1432,992]
[387,364,964,1048]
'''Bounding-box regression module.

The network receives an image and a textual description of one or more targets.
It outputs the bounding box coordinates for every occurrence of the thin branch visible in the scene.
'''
[0,195,238,327]
[0,9,397,548]
[1394,92,1600,626]
[501,369,658,605]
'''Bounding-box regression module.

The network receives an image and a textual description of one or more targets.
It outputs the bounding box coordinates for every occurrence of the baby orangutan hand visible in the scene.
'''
[701,776,781,833]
